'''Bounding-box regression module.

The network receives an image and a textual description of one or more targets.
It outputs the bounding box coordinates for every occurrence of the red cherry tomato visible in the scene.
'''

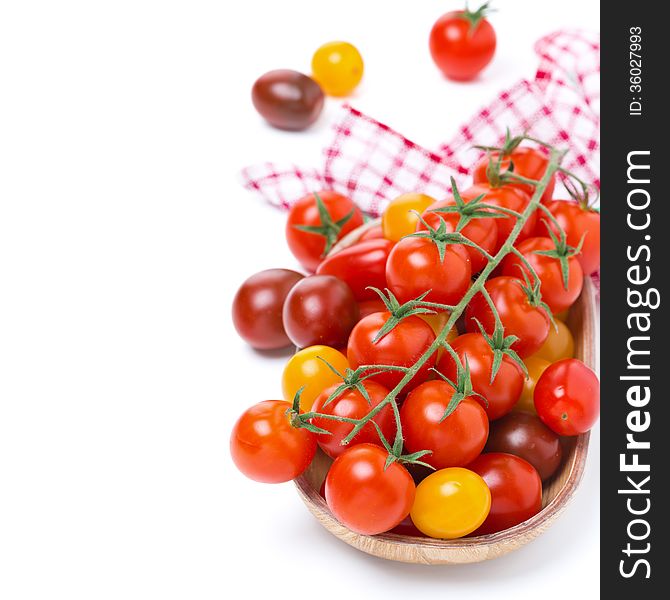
[347,311,436,393]
[468,452,543,535]
[401,380,489,469]
[536,200,601,275]
[316,238,393,301]
[385,236,471,305]
[310,381,395,458]
[438,333,524,420]
[358,224,385,241]
[357,298,387,320]
[465,276,550,358]
[230,400,316,483]
[429,5,496,81]
[534,358,600,435]
[325,443,415,535]
[285,191,364,272]
[500,236,584,314]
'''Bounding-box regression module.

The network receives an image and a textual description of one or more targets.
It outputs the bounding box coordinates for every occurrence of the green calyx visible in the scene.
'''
[367,287,437,344]
[293,191,356,257]
[472,317,528,383]
[462,2,495,31]
[514,266,557,329]
[474,128,525,157]
[563,176,600,213]
[432,351,488,421]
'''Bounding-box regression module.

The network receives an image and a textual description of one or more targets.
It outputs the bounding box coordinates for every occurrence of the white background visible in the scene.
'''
[0,1,599,598]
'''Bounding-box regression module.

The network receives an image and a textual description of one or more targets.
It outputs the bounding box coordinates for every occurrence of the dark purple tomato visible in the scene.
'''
[232,269,304,349]
[485,412,562,481]
[251,69,325,131]
[282,274,359,348]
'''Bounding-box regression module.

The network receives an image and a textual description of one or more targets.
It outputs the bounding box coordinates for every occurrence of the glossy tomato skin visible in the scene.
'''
[531,318,574,362]
[347,312,436,393]
[485,412,563,480]
[465,276,550,357]
[232,269,304,349]
[382,193,436,242]
[311,41,364,97]
[286,191,364,272]
[411,468,491,539]
[386,236,471,305]
[358,224,384,241]
[230,400,317,483]
[515,356,550,414]
[401,381,489,469]
[501,237,584,314]
[316,238,393,301]
[438,333,524,420]
[536,200,601,275]
[282,274,359,348]
[468,452,543,535]
[429,12,496,81]
[357,298,387,321]
[325,444,415,535]
[310,381,395,458]
[473,147,556,204]
[534,358,600,435]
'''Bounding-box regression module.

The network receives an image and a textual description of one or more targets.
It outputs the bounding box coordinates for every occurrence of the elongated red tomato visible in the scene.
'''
[230,400,316,483]
[401,380,488,469]
[316,238,393,301]
[325,444,416,535]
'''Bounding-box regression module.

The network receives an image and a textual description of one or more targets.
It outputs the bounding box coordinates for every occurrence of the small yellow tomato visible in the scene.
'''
[514,356,551,414]
[382,193,436,242]
[311,41,364,97]
[418,311,457,360]
[532,319,575,363]
[281,345,349,412]
[411,468,491,539]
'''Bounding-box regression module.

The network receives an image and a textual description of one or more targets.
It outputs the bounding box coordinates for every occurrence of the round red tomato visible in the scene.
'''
[500,236,584,314]
[468,452,543,535]
[316,238,393,301]
[357,298,387,321]
[325,443,416,535]
[429,5,496,81]
[358,224,384,241]
[401,380,489,469]
[310,380,395,458]
[536,199,601,275]
[465,276,550,358]
[534,358,600,435]
[286,191,364,272]
[347,311,436,393]
[230,400,316,483]
[437,333,524,420]
[385,236,471,305]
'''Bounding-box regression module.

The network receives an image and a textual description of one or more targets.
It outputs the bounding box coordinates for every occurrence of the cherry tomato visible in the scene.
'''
[485,412,563,481]
[382,193,436,242]
[232,269,304,349]
[357,298,387,320]
[311,41,364,97]
[282,345,350,412]
[428,5,496,81]
[316,238,393,301]
[411,468,491,539]
[469,453,542,535]
[534,358,600,435]
[386,236,471,305]
[500,237,584,314]
[401,381,489,469]
[473,146,556,204]
[419,311,457,360]
[230,400,316,483]
[514,356,550,414]
[438,333,524,420]
[310,381,395,458]
[286,191,364,272]
[465,276,550,358]
[282,274,359,348]
[531,318,574,362]
[325,444,415,535]
[536,199,601,275]
[358,224,384,241]
[347,311,436,393]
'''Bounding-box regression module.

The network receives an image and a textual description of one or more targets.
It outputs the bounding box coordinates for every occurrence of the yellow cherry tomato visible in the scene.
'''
[514,356,551,414]
[311,41,364,97]
[281,345,349,412]
[419,311,457,360]
[410,468,491,539]
[531,319,575,363]
[382,193,436,242]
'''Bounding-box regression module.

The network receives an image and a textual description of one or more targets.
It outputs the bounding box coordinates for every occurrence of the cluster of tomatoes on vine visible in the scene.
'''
[230,135,600,540]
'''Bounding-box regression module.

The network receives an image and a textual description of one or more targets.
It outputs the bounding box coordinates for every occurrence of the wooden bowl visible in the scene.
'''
[294,219,598,564]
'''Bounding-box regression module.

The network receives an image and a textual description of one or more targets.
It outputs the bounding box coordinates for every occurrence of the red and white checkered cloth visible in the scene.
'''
[241,29,600,216]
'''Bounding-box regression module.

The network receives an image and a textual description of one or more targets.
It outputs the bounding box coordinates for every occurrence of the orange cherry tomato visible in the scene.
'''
[382,193,436,242]
[311,41,364,97]
[531,318,575,362]
[514,356,551,415]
